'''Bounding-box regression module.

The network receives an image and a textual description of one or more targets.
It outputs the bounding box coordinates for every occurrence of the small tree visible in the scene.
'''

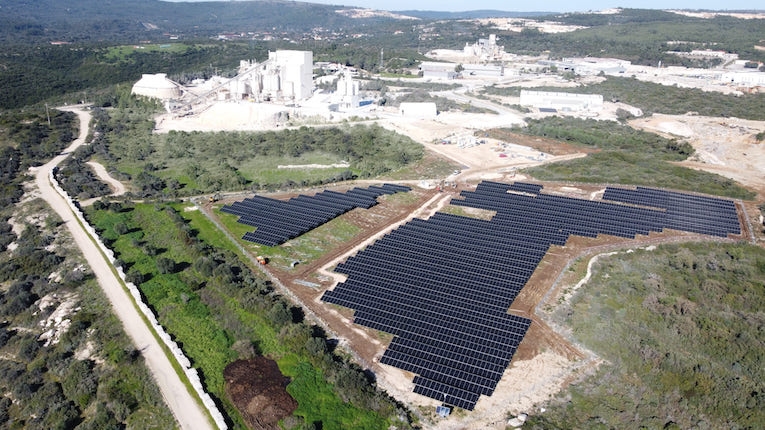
[156,257,176,275]
[113,222,128,235]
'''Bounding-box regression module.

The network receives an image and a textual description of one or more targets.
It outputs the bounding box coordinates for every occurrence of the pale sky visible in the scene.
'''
[163,0,764,13]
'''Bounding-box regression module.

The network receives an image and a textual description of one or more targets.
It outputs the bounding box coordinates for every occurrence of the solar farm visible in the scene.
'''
[221,184,411,246]
[219,180,742,412]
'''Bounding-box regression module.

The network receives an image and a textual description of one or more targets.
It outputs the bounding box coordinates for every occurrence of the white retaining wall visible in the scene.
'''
[49,170,228,430]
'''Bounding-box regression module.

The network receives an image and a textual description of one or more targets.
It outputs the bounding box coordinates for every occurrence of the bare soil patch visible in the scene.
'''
[224,357,298,430]
[630,113,765,198]
[485,129,597,156]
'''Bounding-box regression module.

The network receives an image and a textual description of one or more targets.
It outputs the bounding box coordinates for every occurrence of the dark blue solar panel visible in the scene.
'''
[321,181,741,410]
[222,184,411,246]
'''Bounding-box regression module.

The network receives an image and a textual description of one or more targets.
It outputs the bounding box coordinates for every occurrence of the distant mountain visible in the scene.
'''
[0,0,400,44]
[396,10,553,19]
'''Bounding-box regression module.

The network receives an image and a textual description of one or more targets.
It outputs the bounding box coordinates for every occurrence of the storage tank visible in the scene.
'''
[131,73,181,100]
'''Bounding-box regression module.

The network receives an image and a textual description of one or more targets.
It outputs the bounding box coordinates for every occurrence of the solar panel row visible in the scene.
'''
[221,183,411,246]
[602,186,740,237]
[321,181,741,410]
[508,181,543,194]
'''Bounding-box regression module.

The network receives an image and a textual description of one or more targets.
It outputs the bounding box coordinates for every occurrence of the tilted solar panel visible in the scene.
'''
[322,181,741,410]
[221,185,411,246]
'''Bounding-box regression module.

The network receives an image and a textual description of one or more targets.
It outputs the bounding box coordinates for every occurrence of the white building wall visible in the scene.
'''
[131,74,181,100]
[720,72,765,86]
[400,102,437,118]
[421,61,458,80]
[520,90,603,111]
[462,64,503,77]
[336,70,360,110]
[269,50,313,101]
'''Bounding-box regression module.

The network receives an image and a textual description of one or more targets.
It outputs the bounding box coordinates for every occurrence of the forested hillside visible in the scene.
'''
[496,10,765,64]
[0,0,382,44]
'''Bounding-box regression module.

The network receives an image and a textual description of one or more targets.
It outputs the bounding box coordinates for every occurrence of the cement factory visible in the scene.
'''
[132,37,765,127]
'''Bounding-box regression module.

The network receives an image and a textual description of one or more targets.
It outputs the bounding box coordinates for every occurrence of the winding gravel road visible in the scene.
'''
[34,106,215,430]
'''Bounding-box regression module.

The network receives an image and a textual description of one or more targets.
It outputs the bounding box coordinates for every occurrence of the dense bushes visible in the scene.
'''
[88,102,423,196]
[55,149,112,200]
[0,210,174,428]
[530,242,765,429]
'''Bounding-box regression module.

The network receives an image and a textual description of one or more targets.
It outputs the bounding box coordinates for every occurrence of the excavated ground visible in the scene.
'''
[224,357,297,430]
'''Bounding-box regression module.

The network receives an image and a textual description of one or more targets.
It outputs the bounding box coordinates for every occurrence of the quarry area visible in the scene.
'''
[129,39,765,429]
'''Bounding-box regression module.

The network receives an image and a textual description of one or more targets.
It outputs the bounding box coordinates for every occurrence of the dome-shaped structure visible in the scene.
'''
[131,73,181,100]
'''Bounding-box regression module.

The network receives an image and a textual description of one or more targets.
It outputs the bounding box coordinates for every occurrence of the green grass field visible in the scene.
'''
[103,43,194,62]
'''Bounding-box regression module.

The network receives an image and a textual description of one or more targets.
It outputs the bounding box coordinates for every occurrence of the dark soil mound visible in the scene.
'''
[224,357,298,430]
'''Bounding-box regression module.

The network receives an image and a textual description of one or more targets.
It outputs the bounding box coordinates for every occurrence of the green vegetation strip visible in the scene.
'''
[86,202,413,429]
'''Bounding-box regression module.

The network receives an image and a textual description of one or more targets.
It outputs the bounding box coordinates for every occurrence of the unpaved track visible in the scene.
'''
[86,160,126,196]
[35,106,214,430]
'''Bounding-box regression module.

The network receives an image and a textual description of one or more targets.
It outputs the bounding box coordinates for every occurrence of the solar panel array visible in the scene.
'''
[322,181,740,410]
[602,186,740,237]
[221,184,411,246]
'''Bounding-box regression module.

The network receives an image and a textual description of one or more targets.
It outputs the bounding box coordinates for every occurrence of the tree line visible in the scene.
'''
[0,107,174,428]
[86,201,416,429]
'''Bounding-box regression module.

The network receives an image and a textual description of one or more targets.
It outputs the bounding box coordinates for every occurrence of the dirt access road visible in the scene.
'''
[34,106,215,430]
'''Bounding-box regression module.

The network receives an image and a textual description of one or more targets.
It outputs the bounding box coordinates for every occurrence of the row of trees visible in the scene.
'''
[86,201,415,429]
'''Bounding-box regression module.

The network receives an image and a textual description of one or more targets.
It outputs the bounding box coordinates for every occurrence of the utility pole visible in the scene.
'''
[45,103,51,126]
[380,48,384,69]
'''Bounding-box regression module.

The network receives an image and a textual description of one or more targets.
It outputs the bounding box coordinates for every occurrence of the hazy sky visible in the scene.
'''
[163,0,764,13]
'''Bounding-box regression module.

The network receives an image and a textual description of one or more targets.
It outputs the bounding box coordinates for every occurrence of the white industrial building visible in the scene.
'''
[334,69,361,110]
[462,64,504,78]
[399,102,437,118]
[420,61,460,80]
[520,90,603,112]
[131,73,182,100]
[720,71,765,86]
[539,57,630,75]
[230,50,314,103]
[463,34,505,61]
[137,50,314,113]
[420,61,503,79]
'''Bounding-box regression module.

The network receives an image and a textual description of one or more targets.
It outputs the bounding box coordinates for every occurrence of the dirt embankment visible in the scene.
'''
[630,114,765,198]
